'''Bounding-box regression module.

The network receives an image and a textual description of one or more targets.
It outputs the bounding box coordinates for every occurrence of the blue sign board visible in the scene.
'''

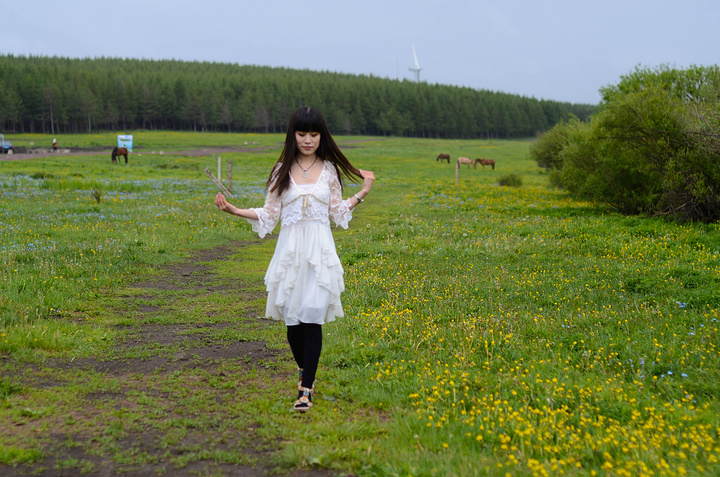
[117,135,133,152]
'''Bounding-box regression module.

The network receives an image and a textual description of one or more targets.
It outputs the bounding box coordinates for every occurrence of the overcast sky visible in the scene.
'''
[2,0,718,105]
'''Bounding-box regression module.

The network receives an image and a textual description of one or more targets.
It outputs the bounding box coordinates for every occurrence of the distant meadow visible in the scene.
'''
[1,132,718,476]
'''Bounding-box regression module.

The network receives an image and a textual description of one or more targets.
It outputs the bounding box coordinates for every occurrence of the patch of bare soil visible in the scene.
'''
[2,242,339,477]
[1,146,279,162]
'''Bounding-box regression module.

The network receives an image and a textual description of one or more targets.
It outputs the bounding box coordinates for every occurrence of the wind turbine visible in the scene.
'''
[409,43,422,82]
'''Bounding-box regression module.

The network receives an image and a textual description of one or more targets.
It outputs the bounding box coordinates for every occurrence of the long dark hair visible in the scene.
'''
[267,107,362,195]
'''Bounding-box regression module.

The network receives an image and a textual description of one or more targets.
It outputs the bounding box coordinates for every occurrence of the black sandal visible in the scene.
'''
[294,386,313,412]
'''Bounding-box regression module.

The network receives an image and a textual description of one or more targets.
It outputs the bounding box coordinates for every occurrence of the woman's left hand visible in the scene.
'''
[359,169,375,193]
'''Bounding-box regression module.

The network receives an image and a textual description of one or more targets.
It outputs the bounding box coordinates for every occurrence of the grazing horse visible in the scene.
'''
[475,158,496,170]
[457,157,475,169]
[436,153,450,163]
[111,147,129,164]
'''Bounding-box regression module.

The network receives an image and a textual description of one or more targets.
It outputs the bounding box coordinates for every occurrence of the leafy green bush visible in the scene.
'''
[529,117,574,170]
[498,172,522,187]
[545,65,720,222]
[530,116,587,188]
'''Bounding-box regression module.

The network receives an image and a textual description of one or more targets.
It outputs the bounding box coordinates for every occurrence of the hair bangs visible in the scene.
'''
[291,107,324,133]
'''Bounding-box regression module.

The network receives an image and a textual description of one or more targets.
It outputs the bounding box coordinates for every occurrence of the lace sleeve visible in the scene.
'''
[247,165,282,238]
[328,166,353,229]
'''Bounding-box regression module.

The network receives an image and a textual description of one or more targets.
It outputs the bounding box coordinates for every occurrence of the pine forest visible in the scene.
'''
[0,55,596,138]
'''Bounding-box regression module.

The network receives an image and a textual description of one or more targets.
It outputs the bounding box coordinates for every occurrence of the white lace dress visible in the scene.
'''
[247,161,354,325]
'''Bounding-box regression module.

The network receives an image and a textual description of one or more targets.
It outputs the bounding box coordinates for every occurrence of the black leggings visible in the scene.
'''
[286,323,322,389]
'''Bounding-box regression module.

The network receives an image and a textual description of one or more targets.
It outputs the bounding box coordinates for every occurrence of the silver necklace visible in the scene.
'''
[296,156,318,178]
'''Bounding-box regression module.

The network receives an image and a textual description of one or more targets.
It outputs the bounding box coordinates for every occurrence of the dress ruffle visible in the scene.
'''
[263,220,345,325]
[330,203,353,229]
[248,208,274,238]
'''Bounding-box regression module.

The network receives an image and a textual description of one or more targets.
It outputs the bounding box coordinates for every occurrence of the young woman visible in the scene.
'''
[214,106,375,412]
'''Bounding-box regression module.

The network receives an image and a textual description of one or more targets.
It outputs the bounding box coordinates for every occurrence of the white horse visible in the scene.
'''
[457,157,475,169]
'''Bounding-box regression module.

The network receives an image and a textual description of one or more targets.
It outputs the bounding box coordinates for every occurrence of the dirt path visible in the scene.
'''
[0,146,277,162]
[2,242,338,477]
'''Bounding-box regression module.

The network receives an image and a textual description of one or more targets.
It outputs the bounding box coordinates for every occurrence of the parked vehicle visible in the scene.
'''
[0,134,13,154]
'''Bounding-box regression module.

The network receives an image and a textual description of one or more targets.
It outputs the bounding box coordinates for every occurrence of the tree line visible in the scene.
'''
[0,55,596,138]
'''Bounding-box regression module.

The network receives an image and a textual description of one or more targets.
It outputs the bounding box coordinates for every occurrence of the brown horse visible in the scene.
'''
[111,147,129,164]
[436,153,450,163]
[475,159,495,170]
[457,157,475,169]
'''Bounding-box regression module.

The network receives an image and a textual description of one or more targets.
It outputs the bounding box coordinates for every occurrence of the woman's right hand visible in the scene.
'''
[215,192,233,213]
[214,193,259,220]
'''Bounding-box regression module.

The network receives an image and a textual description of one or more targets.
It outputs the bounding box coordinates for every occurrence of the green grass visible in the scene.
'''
[1,132,719,476]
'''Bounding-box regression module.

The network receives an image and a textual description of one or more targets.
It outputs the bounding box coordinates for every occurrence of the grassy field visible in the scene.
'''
[1,132,719,476]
